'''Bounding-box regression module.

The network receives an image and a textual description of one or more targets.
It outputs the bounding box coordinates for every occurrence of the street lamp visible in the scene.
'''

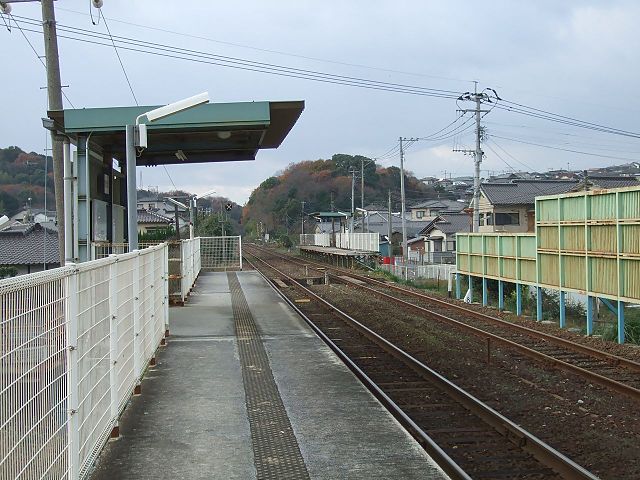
[126,92,209,250]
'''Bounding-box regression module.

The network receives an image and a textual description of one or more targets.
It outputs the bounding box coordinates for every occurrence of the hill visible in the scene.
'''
[242,153,448,239]
[0,146,54,216]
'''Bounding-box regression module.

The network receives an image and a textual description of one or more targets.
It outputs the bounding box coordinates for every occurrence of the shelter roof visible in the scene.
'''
[48,100,304,167]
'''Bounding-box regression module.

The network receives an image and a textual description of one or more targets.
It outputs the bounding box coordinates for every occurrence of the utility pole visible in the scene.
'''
[387,190,392,257]
[361,157,365,211]
[41,0,65,263]
[350,168,356,232]
[301,200,306,235]
[399,137,418,268]
[454,84,500,232]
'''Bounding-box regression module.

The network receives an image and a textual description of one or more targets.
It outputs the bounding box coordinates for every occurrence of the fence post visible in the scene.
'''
[163,244,170,339]
[239,236,243,270]
[108,256,120,437]
[133,251,142,394]
[65,265,80,480]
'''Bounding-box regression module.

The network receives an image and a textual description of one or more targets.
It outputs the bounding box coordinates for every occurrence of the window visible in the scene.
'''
[446,240,456,251]
[416,210,425,219]
[481,213,493,226]
[495,212,520,226]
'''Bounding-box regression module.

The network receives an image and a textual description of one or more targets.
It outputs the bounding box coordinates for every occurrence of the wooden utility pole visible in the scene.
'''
[41,0,66,263]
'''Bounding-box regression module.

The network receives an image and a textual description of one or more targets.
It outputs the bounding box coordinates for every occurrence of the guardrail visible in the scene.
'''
[1,244,169,479]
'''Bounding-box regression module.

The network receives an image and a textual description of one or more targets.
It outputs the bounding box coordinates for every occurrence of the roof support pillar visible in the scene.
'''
[516,283,522,316]
[586,295,594,336]
[126,125,138,252]
[498,280,504,311]
[536,286,543,321]
[617,300,625,344]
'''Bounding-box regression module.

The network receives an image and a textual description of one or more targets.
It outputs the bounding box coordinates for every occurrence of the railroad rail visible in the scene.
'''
[243,248,599,480]
[248,244,640,401]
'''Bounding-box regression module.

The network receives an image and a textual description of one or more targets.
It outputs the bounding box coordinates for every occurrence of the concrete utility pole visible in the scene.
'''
[454,84,500,232]
[41,0,65,263]
[387,190,392,256]
[361,157,365,211]
[301,200,305,235]
[399,137,418,265]
[350,168,356,232]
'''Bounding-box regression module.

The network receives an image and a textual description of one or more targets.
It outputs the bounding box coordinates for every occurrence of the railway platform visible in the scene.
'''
[299,244,379,268]
[88,271,449,480]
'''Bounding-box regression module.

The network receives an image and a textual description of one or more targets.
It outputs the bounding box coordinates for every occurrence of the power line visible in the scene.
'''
[490,134,639,163]
[100,11,138,105]
[57,5,474,86]
[4,13,75,108]
[163,165,178,192]
[8,15,462,100]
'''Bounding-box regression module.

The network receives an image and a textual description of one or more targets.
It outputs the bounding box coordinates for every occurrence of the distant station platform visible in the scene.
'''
[300,245,380,267]
[89,271,448,479]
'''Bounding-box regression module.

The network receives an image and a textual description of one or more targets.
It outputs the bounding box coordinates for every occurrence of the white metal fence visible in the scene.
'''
[199,236,242,271]
[335,232,379,252]
[381,263,456,286]
[299,233,331,247]
[1,244,170,480]
[179,238,201,302]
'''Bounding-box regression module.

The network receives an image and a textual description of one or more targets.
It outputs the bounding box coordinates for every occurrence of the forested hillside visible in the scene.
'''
[243,153,446,239]
[0,146,54,216]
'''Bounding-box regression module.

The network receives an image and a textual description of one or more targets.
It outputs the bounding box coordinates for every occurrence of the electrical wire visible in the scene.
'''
[57,5,474,86]
[490,134,638,163]
[4,13,75,108]
[163,165,178,192]
[8,15,462,100]
[100,11,138,105]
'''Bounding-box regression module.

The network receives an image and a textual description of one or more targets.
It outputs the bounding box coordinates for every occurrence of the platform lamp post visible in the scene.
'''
[126,92,210,251]
[191,189,217,237]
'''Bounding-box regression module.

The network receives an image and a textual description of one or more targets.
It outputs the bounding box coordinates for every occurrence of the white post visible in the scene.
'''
[399,137,408,279]
[132,251,142,390]
[63,139,73,264]
[65,265,80,479]
[163,244,169,338]
[473,92,482,232]
[108,256,119,435]
[238,235,243,270]
[126,125,138,251]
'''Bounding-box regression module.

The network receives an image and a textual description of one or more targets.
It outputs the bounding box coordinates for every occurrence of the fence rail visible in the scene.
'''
[335,232,379,252]
[1,244,170,480]
[380,263,456,286]
[299,234,331,247]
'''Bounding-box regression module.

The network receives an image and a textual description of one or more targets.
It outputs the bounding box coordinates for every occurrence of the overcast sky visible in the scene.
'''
[2,0,639,204]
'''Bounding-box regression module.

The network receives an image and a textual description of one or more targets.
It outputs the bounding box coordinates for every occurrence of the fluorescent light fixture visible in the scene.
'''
[138,92,209,124]
[217,131,231,140]
[175,149,188,161]
[165,197,188,209]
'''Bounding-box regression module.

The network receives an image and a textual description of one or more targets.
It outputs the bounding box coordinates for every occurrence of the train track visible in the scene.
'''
[248,244,640,401]
[243,249,599,480]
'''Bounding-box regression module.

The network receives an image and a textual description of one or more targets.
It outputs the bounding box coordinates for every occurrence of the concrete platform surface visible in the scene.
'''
[89,271,449,480]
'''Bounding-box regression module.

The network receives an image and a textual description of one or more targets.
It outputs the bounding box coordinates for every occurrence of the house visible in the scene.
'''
[0,222,60,275]
[11,208,57,224]
[409,199,465,220]
[137,209,174,235]
[478,177,638,233]
[414,212,472,264]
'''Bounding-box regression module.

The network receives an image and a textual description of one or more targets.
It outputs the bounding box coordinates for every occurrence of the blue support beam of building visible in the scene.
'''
[586,296,594,336]
[516,283,522,316]
[536,286,543,321]
[617,300,625,344]
[498,280,504,311]
[468,275,473,303]
[482,278,488,306]
[559,291,566,329]
[456,273,461,300]
[599,297,618,315]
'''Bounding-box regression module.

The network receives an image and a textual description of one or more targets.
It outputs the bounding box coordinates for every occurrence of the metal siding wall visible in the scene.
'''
[560,196,585,221]
[519,236,537,258]
[590,225,616,254]
[620,190,640,218]
[591,257,618,295]
[470,255,483,274]
[562,225,585,252]
[562,256,586,290]
[486,256,499,277]
[520,259,537,283]
[503,258,517,279]
[485,236,498,255]
[538,226,559,251]
[622,259,640,299]
[620,225,640,254]
[590,193,616,220]
[537,199,558,222]
[501,236,516,257]
[539,253,559,286]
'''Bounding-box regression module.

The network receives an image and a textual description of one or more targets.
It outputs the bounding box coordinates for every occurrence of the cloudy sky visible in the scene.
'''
[2,0,639,204]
